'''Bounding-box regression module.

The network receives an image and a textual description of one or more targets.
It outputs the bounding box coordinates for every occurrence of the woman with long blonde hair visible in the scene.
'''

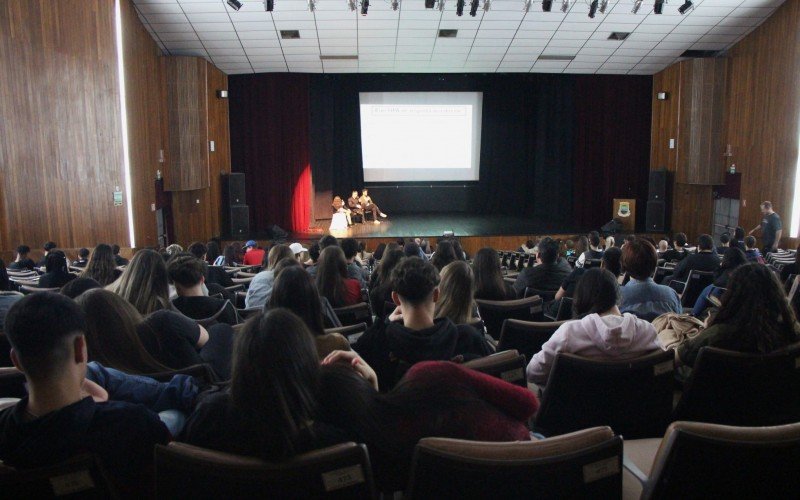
[434,261,477,325]
[107,249,172,315]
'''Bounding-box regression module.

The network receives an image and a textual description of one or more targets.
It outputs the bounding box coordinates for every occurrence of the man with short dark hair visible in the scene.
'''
[354,257,490,391]
[717,233,731,255]
[73,248,90,268]
[744,235,765,263]
[36,241,58,267]
[0,293,169,495]
[749,201,782,254]
[340,238,368,286]
[512,238,572,297]
[168,255,238,325]
[576,231,604,268]
[8,245,35,271]
[308,236,340,278]
[112,244,129,266]
[661,233,688,263]
[665,234,721,286]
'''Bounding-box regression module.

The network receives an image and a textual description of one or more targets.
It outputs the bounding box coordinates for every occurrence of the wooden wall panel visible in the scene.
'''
[650,64,682,173]
[121,0,166,249]
[0,0,130,252]
[724,0,800,249]
[164,57,209,192]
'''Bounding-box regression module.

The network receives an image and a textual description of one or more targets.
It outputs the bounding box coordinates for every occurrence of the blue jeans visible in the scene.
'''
[86,362,200,413]
[158,410,188,436]
[692,284,723,317]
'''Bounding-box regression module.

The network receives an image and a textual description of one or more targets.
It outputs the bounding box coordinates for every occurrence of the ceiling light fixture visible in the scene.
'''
[631,0,642,13]
[653,0,663,14]
[598,0,608,13]
[561,0,570,13]
[588,0,598,17]
[361,0,369,15]
[483,0,491,11]
[469,0,480,16]
[678,0,693,14]
[437,0,445,10]
[227,0,243,10]
[456,0,465,16]
[308,0,315,11]
[541,0,551,10]
[264,0,274,12]
[348,0,357,10]
[391,0,400,9]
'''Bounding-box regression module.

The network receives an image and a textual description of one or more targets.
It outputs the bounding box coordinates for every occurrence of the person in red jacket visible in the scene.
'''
[319,350,538,491]
[242,240,265,267]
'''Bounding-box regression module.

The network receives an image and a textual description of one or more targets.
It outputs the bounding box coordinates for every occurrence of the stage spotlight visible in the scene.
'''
[308,0,315,11]
[456,0,465,16]
[227,0,243,10]
[348,0,357,10]
[437,0,445,10]
[264,0,274,11]
[469,0,479,16]
[541,0,551,10]
[631,0,642,13]
[391,0,399,9]
[598,0,608,13]
[483,0,491,11]
[425,0,435,7]
[361,0,369,15]
[653,0,663,14]
[678,0,693,14]
[588,0,598,17]
[560,0,570,13]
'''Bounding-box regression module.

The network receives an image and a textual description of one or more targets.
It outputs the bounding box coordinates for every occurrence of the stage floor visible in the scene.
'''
[305,213,561,239]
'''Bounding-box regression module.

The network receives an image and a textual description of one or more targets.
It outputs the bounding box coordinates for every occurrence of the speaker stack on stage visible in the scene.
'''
[646,169,667,232]
[222,173,250,238]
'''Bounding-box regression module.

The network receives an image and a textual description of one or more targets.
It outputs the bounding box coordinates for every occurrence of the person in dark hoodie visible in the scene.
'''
[0,293,170,498]
[353,257,491,391]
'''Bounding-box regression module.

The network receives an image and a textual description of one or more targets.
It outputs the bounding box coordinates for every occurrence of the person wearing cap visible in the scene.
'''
[289,243,308,262]
[242,241,266,267]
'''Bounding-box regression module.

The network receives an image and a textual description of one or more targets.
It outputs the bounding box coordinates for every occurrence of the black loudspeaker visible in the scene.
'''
[223,173,247,205]
[268,224,289,242]
[646,200,666,232]
[228,205,250,238]
[648,170,666,201]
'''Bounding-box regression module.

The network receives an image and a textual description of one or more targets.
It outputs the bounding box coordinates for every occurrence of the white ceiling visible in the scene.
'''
[133,0,785,75]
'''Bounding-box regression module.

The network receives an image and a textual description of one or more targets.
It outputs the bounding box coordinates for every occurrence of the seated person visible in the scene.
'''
[744,235,765,263]
[473,247,516,301]
[548,247,622,317]
[244,244,295,309]
[661,233,689,263]
[575,231,604,268]
[331,195,353,227]
[691,247,748,318]
[168,255,238,326]
[527,268,660,386]
[340,238,368,286]
[241,240,265,267]
[315,246,363,308]
[657,240,670,255]
[38,251,76,289]
[679,263,800,368]
[663,234,721,286]
[36,241,58,268]
[619,238,682,321]
[347,190,364,222]
[359,188,387,223]
[0,293,170,496]
[8,245,35,271]
[187,242,234,289]
[353,257,491,391]
[112,245,129,267]
[716,233,731,255]
[81,244,123,287]
[512,238,572,297]
[434,261,478,326]
[181,309,350,460]
[73,248,90,268]
[369,249,406,321]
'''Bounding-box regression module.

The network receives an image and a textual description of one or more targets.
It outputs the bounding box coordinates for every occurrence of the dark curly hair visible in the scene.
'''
[391,257,440,306]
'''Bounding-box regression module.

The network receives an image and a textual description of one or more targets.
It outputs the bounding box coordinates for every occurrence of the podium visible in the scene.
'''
[612,199,636,232]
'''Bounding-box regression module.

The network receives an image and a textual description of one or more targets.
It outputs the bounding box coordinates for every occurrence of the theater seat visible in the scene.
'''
[497,319,565,363]
[462,349,527,388]
[325,322,368,345]
[406,427,622,499]
[155,442,376,499]
[475,296,544,340]
[0,454,117,499]
[333,303,373,328]
[623,421,800,500]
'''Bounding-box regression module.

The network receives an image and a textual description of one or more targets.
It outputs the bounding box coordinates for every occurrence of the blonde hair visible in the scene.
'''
[434,261,476,325]
[267,244,295,270]
[107,249,171,316]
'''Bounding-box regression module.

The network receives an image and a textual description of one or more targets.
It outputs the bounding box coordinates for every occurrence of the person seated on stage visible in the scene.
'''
[512,238,572,298]
[353,257,491,391]
[0,293,170,496]
[661,233,689,263]
[316,246,362,308]
[73,248,90,268]
[347,190,364,222]
[187,242,234,289]
[575,231,605,268]
[744,235,766,264]
[331,196,353,227]
[242,240,266,267]
[359,188,387,224]
[8,245,36,271]
[340,238,368,286]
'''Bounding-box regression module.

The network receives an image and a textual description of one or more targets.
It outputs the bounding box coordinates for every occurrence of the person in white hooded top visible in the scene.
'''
[526,268,661,386]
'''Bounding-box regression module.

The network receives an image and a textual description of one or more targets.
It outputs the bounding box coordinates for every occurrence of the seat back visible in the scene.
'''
[146,363,218,386]
[497,319,565,363]
[194,300,235,327]
[406,427,622,499]
[555,297,573,321]
[0,454,116,499]
[523,288,557,302]
[325,323,368,344]
[0,367,26,398]
[674,343,800,426]
[583,259,603,269]
[155,442,376,499]
[333,303,373,327]
[462,350,527,387]
[680,270,715,307]
[20,285,58,294]
[535,350,674,439]
[643,421,800,500]
[475,296,544,340]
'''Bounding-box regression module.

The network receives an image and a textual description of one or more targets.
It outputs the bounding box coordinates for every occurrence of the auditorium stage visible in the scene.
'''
[303,213,567,239]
